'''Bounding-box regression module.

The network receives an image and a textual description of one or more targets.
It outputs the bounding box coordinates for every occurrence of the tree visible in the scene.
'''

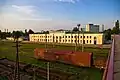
[112,20,120,34]
[111,27,117,34]
[104,29,111,40]
[25,29,27,33]
[12,31,22,41]
[115,20,119,34]
[72,27,79,32]
[1,32,6,39]
[116,20,119,29]
[0,30,1,39]
[43,31,49,34]
[25,29,28,36]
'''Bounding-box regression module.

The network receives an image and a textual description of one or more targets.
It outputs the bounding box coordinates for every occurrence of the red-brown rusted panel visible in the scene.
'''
[34,48,45,59]
[34,48,92,67]
[70,52,92,67]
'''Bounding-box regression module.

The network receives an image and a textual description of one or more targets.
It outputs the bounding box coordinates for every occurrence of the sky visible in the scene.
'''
[0,0,120,32]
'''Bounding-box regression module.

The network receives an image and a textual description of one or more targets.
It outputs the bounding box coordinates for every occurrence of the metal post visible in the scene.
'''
[53,34,55,48]
[45,34,47,50]
[77,24,80,51]
[14,38,20,80]
[75,35,77,51]
[33,66,36,80]
[82,28,84,52]
[44,33,49,80]
[47,62,49,80]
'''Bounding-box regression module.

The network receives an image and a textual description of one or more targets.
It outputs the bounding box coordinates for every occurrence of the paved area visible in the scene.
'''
[114,35,120,80]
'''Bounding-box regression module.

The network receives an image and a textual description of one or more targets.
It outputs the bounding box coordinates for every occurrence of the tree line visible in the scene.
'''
[72,20,120,40]
[0,20,119,41]
[104,20,120,40]
[0,29,34,39]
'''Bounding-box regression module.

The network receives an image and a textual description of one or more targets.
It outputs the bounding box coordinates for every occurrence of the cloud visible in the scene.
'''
[54,0,79,3]
[10,5,52,21]
[0,11,78,32]
[11,5,36,16]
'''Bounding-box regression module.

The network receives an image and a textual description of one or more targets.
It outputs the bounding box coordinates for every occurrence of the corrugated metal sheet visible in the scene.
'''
[34,48,92,67]
[70,52,92,67]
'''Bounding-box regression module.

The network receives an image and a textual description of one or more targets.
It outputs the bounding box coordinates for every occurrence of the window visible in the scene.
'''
[87,36,88,38]
[78,36,79,38]
[63,36,64,38]
[74,40,76,43]
[66,36,67,38]
[83,40,85,44]
[69,40,70,42]
[84,36,85,38]
[78,40,79,43]
[90,36,91,38]
[56,40,58,43]
[59,36,61,38]
[71,40,73,42]
[56,36,58,38]
[66,40,67,42]
[74,36,76,38]
[63,40,64,42]
[90,40,91,43]
[69,36,70,38]
[94,37,96,39]
[59,40,61,42]
[81,36,82,38]
[87,40,88,43]
[72,36,73,38]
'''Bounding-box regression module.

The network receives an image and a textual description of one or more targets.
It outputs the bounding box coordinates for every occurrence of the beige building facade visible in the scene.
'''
[29,31,104,44]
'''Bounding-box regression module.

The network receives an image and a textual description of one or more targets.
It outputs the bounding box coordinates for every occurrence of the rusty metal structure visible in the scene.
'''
[34,48,93,67]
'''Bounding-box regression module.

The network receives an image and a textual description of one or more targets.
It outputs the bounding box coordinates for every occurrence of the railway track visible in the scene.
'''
[0,58,73,80]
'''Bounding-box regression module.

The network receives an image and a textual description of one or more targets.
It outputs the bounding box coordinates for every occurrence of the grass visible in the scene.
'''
[0,41,109,80]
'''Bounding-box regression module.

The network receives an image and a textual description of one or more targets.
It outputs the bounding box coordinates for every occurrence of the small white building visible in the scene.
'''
[6,37,23,41]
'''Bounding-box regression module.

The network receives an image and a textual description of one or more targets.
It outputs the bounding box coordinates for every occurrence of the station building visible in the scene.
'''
[29,31,104,45]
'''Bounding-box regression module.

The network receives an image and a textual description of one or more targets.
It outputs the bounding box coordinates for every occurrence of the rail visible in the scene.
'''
[102,38,115,80]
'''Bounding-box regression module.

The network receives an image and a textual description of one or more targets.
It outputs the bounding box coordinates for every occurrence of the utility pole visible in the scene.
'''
[47,62,50,80]
[71,31,72,44]
[75,35,77,51]
[45,33,50,80]
[33,65,36,80]
[77,24,80,50]
[14,38,20,80]
[81,28,84,52]
[53,34,55,48]
[45,33,47,51]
